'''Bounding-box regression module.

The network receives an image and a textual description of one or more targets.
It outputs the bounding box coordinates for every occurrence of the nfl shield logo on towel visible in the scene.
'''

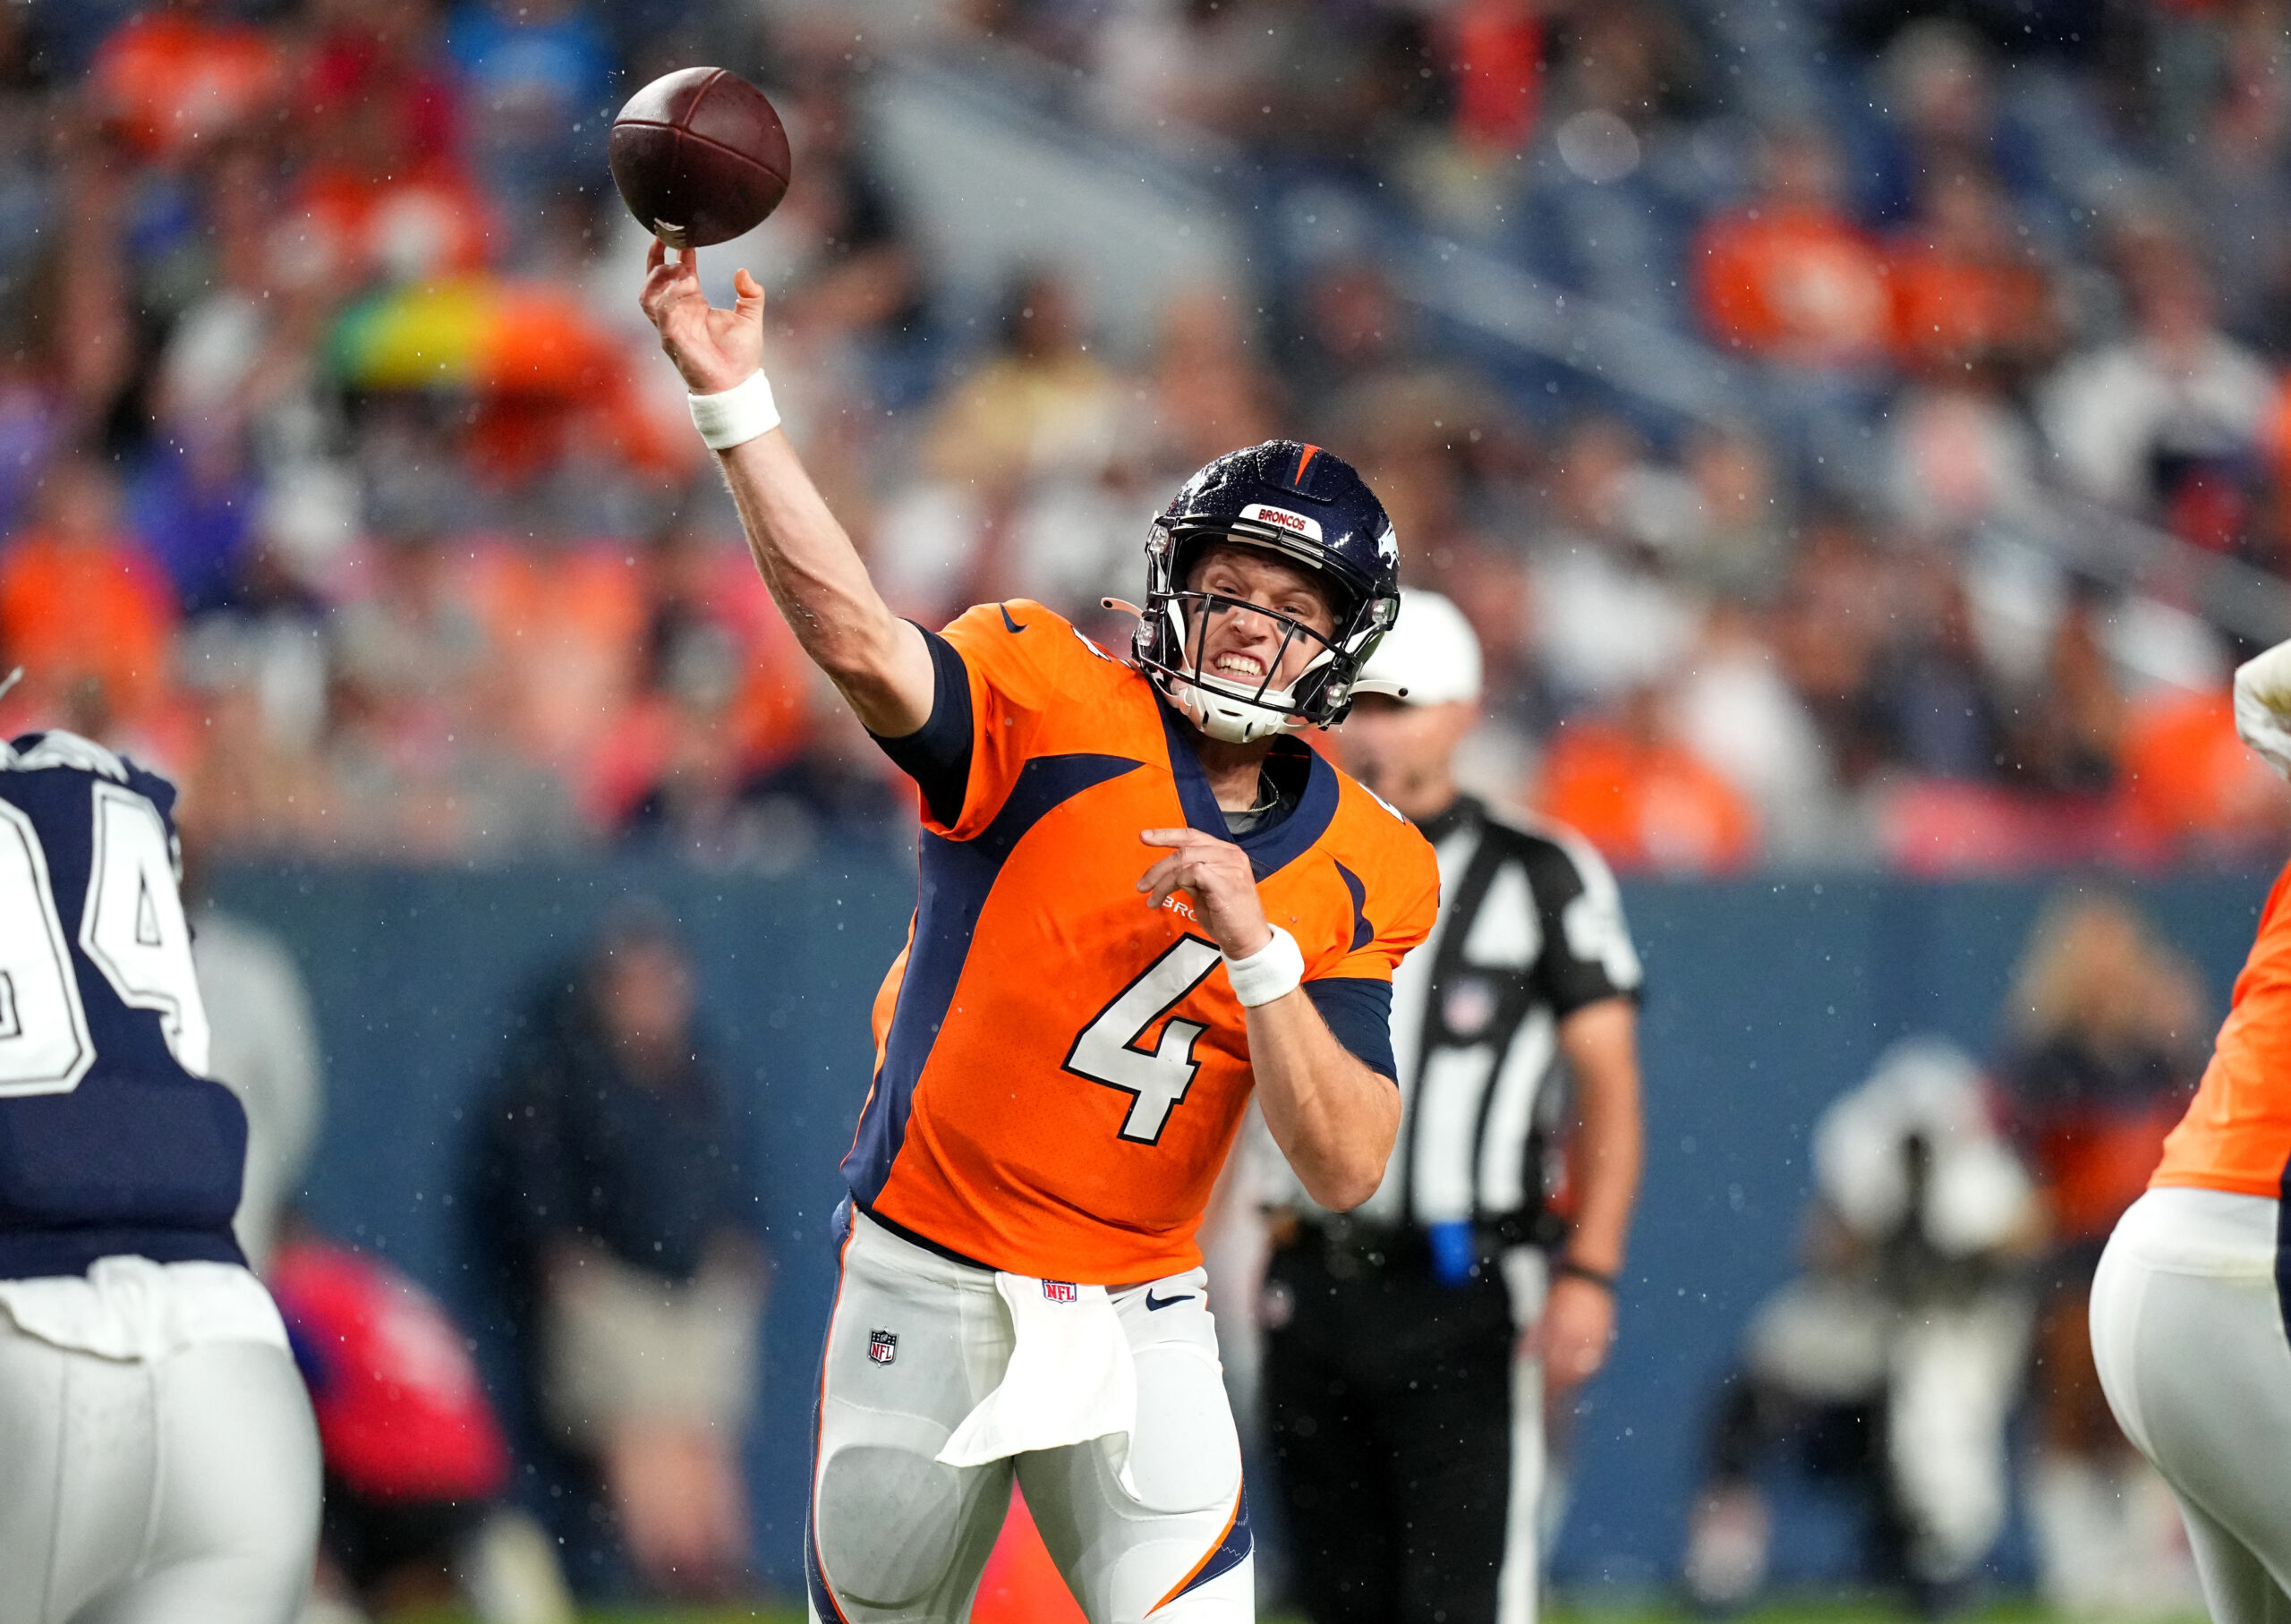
[868,1330,898,1365]
[1043,1280,1079,1304]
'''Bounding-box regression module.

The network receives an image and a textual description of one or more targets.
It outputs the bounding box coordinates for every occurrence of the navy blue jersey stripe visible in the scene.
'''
[1155,702,1337,881]
[1333,860,1372,951]
[842,753,1142,1212]
[2275,1150,2291,1349]
[805,1220,861,1624]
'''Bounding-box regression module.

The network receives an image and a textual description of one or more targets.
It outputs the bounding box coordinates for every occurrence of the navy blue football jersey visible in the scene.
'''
[0,731,247,1278]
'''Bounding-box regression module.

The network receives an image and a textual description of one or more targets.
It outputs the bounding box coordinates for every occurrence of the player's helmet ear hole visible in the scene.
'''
[816,1446,967,1608]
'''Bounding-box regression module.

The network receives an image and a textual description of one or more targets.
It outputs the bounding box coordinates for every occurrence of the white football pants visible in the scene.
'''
[807,1212,1253,1624]
[0,1285,319,1624]
[2092,1186,2291,1624]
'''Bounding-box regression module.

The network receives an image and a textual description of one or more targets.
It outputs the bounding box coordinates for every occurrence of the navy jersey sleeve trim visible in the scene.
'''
[1304,976,1397,1084]
[870,628,974,828]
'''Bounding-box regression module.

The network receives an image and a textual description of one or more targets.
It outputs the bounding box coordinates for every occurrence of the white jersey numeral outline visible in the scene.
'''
[0,799,96,1094]
[1062,936,1225,1144]
[81,783,209,1078]
[0,783,210,1095]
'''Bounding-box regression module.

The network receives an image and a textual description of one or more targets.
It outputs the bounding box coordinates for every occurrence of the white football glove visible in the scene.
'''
[2234,637,2291,781]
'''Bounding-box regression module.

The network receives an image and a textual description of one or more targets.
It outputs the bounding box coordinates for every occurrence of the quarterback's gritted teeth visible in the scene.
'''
[1214,654,1267,677]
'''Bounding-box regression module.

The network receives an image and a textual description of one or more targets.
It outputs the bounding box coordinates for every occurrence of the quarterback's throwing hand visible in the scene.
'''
[1138,828,1273,959]
[638,238,765,395]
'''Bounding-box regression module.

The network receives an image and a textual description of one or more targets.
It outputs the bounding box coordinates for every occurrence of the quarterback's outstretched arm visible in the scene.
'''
[639,242,934,737]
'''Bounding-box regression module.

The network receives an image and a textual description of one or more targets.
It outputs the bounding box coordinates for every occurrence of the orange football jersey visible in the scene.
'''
[844,601,1439,1283]
[2153,854,2291,1198]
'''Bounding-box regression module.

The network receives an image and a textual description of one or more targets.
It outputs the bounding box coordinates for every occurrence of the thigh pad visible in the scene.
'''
[1125,1343,1241,1516]
[816,1409,974,1611]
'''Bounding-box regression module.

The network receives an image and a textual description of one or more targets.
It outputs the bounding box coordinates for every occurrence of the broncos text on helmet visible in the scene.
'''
[1132,441,1402,744]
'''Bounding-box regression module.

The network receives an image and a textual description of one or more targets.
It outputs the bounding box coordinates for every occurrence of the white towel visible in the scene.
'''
[936,1273,1137,1490]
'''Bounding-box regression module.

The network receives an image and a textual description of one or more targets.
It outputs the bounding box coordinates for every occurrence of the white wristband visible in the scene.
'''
[687,370,780,451]
[1225,924,1305,1008]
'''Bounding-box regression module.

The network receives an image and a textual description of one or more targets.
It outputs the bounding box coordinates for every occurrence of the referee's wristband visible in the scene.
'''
[1226,925,1305,1008]
[1554,1258,1619,1293]
[688,369,781,451]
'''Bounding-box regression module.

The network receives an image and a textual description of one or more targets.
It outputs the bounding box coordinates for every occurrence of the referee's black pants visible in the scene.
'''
[1262,1229,1519,1624]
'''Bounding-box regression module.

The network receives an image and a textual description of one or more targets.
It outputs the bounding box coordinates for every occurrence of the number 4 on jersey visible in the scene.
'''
[1063,937,1224,1144]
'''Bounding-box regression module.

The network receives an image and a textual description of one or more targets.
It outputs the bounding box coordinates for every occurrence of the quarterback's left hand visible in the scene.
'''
[1139,828,1273,958]
[1534,1274,1617,1390]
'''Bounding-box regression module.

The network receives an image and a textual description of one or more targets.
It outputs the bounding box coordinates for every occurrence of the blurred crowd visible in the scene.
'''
[1682,890,2208,1615]
[6,0,2291,869]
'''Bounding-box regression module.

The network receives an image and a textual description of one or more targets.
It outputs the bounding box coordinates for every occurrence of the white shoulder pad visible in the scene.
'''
[2236,638,2291,783]
[8,731,131,783]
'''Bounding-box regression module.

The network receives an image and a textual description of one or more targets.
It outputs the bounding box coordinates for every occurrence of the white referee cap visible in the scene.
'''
[1358,590,1482,707]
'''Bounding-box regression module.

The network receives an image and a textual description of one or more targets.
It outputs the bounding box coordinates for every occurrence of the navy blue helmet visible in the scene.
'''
[1134,440,1401,742]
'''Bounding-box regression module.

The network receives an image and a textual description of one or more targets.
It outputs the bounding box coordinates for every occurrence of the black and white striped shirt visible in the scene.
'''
[1265,795,1642,1232]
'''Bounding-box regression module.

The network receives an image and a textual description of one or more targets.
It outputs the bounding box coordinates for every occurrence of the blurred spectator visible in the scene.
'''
[2184,11,2291,348]
[2118,681,2291,855]
[1882,382,2044,535]
[322,531,583,858]
[1886,167,2056,378]
[1871,553,2010,782]
[1682,1041,2039,1614]
[127,432,260,616]
[0,454,177,731]
[1146,285,1284,474]
[1998,892,2206,1615]
[1670,421,1793,599]
[1672,600,1840,863]
[921,268,1122,496]
[2040,217,2272,524]
[2001,591,2125,797]
[881,269,1127,620]
[1529,417,1707,706]
[1862,21,2048,227]
[1694,128,1892,369]
[1534,685,1759,872]
[442,0,614,225]
[85,0,284,165]
[1769,515,1895,791]
[290,16,491,291]
[614,676,909,871]
[470,905,764,1600]
[271,1223,576,1624]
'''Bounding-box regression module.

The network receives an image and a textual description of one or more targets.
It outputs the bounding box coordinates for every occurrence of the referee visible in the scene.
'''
[1257,591,1646,1624]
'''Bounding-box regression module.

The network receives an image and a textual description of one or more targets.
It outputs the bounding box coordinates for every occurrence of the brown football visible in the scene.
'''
[608,67,791,249]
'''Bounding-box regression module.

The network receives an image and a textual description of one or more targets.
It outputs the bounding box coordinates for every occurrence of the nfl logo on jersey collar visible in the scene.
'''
[1043,1280,1079,1305]
[869,1330,898,1365]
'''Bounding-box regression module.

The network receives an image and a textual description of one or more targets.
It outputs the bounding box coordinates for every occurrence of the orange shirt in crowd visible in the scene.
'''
[286,164,493,287]
[0,530,178,723]
[1694,205,1892,367]
[2154,853,2291,1197]
[1534,718,1757,873]
[1886,243,2051,373]
[470,285,689,480]
[1444,0,1544,154]
[89,10,285,160]
[2119,687,2289,850]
